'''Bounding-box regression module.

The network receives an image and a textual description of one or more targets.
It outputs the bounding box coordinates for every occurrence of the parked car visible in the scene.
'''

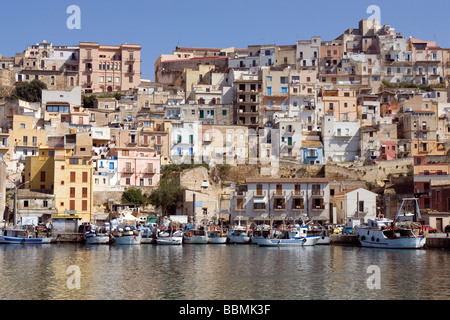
[423,225,437,233]
[445,225,450,233]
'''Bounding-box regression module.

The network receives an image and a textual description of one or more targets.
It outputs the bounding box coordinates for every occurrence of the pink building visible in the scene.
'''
[376,141,397,163]
[110,147,160,187]
[78,42,141,94]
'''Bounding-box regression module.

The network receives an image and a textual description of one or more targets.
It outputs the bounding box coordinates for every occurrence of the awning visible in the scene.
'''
[252,216,269,221]
[233,216,249,221]
[253,197,267,204]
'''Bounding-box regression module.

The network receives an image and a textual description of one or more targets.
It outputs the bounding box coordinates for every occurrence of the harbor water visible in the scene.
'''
[1,243,450,300]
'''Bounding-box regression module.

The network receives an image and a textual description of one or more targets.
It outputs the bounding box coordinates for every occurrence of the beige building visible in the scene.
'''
[78,42,141,94]
[15,41,79,91]
[322,89,358,122]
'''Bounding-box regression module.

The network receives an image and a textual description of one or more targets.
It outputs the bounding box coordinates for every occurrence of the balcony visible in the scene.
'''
[142,168,156,175]
[311,190,324,197]
[253,191,267,198]
[312,205,325,211]
[122,168,135,174]
[271,191,287,198]
[291,191,305,198]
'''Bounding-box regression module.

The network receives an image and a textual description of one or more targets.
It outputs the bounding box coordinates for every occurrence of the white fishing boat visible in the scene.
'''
[140,226,156,244]
[112,226,142,245]
[306,227,331,245]
[156,230,184,245]
[258,225,321,247]
[0,227,51,244]
[184,229,208,244]
[356,198,426,249]
[85,231,111,245]
[250,227,272,245]
[228,226,251,244]
[207,229,227,244]
[228,216,251,244]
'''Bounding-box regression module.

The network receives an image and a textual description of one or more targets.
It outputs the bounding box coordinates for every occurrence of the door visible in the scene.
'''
[436,218,443,232]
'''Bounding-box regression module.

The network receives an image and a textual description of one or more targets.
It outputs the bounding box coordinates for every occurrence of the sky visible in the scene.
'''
[1,0,450,81]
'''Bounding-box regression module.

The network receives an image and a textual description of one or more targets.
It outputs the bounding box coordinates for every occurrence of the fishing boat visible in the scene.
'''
[258,225,321,247]
[184,228,208,244]
[156,230,184,245]
[250,225,271,245]
[228,226,251,244]
[207,229,227,244]
[228,216,251,244]
[140,226,156,244]
[85,231,111,245]
[305,225,331,245]
[0,227,51,244]
[356,198,426,249]
[112,226,142,245]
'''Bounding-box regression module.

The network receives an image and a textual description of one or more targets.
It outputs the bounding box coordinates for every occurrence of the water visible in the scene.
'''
[1,243,450,300]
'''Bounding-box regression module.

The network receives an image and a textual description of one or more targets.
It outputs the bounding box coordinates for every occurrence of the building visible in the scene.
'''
[322,115,361,163]
[15,41,79,91]
[78,42,141,94]
[231,178,330,224]
[22,147,94,223]
[110,147,160,187]
[334,188,378,224]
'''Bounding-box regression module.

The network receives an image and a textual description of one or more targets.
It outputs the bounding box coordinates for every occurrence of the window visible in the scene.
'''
[358,201,364,212]
[70,187,76,198]
[281,87,288,94]
[70,172,76,183]
[266,76,272,82]
[69,158,79,165]
[24,201,29,208]
[70,200,76,211]
[40,171,46,182]
[20,123,25,129]
[82,187,88,198]
[82,200,88,211]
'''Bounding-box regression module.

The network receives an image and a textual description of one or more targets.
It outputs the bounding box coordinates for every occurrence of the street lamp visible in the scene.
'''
[13,181,29,227]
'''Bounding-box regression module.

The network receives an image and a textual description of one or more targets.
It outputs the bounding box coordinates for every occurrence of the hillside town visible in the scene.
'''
[0,18,449,235]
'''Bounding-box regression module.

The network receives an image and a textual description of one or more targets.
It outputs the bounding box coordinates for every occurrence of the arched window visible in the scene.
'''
[42,51,48,58]
[198,98,205,104]
[50,76,55,85]
[211,98,216,105]
[70,77,74,86]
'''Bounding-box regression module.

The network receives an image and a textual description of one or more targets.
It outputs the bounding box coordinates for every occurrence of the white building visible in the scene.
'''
[322,115,360,163]
[334,188,378,224]
[231,178,330,224]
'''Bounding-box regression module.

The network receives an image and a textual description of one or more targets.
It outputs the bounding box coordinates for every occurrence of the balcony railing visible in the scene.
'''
[122,168,135,174]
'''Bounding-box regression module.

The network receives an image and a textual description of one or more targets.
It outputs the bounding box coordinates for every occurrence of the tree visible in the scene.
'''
[148,174,184,216]
[121,188,150,207]
[14,79,47,102]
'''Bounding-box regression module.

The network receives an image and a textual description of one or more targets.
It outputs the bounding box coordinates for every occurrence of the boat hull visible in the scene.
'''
[258,236,321,247]
[141,237,155,244]
[114,234,142,245]
[316,236,332,245]
[86,235,110,245]
[184,236,208,244]
[208,237,227,244]
[0,236,51,244]
[357,229,425,249]
[228,236,251,244]
[156,237,183,245]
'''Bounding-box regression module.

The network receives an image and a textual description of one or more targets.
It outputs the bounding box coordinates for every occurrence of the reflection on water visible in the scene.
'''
[0,244,450,300]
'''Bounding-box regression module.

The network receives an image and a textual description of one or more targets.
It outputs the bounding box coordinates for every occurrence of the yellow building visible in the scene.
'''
[3,114,47,172]
[22,147,93,222]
